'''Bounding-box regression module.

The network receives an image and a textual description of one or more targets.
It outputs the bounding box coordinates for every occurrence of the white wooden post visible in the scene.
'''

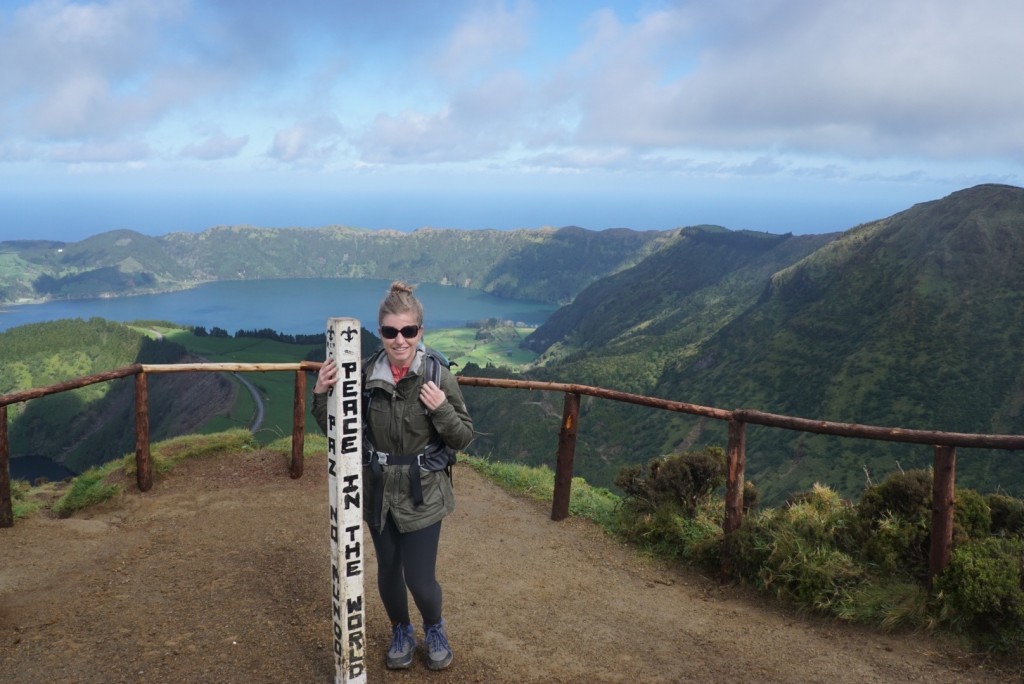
[326,317,367,683]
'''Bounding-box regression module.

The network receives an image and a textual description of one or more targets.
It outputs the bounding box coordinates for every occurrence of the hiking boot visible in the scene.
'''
[386,623,415,669]
[423,618,453,670]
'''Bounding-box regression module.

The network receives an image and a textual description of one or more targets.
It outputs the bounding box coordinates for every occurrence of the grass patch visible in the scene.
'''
[144,428,259,474]
[51,461,125,518]
[461,454,620,533]
[46,429,259,517]
[10,479,45,518]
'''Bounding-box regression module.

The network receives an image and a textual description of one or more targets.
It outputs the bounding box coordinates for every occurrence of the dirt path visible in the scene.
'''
[0,449,1015,683]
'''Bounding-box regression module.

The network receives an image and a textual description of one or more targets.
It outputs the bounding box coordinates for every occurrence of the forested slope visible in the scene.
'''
[0,319,231,474]
[466,184,1024,503]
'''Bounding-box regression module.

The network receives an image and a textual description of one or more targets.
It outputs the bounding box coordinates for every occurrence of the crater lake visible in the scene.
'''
[0,278,557,335]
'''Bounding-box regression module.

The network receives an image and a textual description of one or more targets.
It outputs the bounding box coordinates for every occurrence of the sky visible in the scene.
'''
[2,0,1023,242]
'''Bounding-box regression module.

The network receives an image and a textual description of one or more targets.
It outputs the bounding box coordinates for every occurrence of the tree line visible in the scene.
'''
[191,326,326,345]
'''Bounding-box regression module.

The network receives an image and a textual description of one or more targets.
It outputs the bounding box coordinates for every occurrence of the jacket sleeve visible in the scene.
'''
[430,368,474,450]
[312,390,329,435]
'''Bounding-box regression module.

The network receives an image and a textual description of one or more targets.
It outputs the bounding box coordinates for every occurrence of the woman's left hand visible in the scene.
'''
[420,381,447,412]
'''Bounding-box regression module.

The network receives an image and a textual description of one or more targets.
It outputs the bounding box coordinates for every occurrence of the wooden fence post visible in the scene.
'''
[551,392,581,521]
[291,369,306,479]
[929,445,957,585]
[721,418,747,578]
[135,371,153,492]
[1,405,12,528]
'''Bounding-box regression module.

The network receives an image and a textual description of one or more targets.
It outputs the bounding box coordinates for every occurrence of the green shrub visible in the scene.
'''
[10,479,42,518]
[934,537,1024,651]
[858,468,932,523]
[859,512,930,580]
[771,542,863,613]
[857,469,933,580]
[615,446,725,516]
[743,480,760,513]
[989,493,1024,537]
[954,487,992,541]
[730,484,864,612]
[617,498,723,571]
[856,475,993,578]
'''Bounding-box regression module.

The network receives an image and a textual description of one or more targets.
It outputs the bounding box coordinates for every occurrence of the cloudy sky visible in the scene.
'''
[1,0,1022,242]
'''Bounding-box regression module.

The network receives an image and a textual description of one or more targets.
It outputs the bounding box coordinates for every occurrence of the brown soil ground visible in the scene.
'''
[1,449,1019,683]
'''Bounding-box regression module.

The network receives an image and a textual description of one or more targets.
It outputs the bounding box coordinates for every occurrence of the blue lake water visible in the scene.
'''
[9,454,76,483]
[0,278,558,335]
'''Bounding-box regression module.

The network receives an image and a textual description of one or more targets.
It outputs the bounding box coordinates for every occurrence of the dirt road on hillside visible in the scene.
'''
[0,449,1017,683]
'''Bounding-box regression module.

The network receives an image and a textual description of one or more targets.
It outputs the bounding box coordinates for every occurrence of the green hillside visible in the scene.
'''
[466,184,1024,503]
[0,318,223,473]
[661,184,1024,501]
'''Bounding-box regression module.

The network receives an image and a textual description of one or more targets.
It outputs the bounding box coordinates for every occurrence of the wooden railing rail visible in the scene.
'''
[2,363,1022,583]
[731,408,1024,450]
[455,376,1024,581]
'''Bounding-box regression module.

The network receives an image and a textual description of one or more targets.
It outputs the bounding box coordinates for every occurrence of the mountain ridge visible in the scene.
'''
[0,223,675,307]
[465,184,1024,502]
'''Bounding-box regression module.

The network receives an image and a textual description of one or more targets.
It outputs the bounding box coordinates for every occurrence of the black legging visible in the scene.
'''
[368,514,443,627]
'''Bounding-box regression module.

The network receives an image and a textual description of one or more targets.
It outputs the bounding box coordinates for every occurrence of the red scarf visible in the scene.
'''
[390,363,410,383]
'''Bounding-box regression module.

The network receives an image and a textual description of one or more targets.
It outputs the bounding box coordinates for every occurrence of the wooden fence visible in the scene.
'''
[2,362,1023,582]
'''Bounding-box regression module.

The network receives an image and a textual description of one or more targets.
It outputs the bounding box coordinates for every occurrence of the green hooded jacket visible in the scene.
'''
[313,347,474,533]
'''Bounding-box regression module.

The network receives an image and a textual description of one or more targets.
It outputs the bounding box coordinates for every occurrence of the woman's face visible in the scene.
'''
[380,311,422,368]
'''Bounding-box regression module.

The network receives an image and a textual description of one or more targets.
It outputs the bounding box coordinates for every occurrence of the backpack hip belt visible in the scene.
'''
[370,450,425,468]
[366,447,436,510]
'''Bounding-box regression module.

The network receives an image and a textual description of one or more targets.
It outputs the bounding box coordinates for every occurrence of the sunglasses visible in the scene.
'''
[380,324,421,340]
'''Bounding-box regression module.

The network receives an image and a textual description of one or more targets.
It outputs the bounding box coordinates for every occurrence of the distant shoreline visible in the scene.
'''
[0,278,218,309]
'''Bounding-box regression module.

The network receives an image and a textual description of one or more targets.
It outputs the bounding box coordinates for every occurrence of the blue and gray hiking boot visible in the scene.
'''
[386,623,416,669]
[423,618,453,670]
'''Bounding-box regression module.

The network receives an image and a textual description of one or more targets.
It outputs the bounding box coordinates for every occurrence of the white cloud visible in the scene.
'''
[355,69,540,164]
[432,1,533,83]
[267,116,343,166]
[1,0,1022,208]
[48,139,151,164]
[181,133,249,160]
[567,0,1024,160]
[0,0,290,143]
[0,0,190,138]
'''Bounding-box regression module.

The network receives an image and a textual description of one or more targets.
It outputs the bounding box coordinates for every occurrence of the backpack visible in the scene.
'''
[422,345,455,388]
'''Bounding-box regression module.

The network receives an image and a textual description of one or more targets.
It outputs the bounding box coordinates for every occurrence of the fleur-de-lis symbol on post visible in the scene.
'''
[341,326,357,342]
[327,328,335,342]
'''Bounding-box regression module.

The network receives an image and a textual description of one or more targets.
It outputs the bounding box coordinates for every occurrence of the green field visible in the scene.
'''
[153,324,537,444]
[159,328,320,444]
[424,325,537,370]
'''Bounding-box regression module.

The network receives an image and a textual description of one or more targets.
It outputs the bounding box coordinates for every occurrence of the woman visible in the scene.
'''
[312,281,474,671]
